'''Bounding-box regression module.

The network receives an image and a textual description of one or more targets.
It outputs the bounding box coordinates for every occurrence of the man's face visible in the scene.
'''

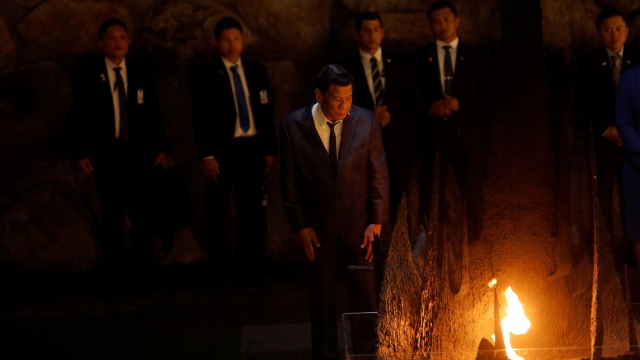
[599,15,628,53]
[217,28,244,62]
[100,25,130,64]
[316,84,353,122]
[429,7,460,43]
[357,19,384,54]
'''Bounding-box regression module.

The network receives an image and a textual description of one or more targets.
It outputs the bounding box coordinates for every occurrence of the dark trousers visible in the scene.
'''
[93,143,156,269]
[309,231,378,360]
[204,136,266,281]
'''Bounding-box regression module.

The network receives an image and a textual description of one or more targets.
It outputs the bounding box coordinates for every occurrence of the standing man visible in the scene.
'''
[191,17,277,283]
[341,11,420,291]
[578,8,638,245]
[280,64,389,359]
[410,1,492,241]
[69,18,168,270]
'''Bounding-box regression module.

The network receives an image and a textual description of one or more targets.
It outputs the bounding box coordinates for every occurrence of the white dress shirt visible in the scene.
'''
[105,57,127,139]
[607,47,624,71]
[222,57,258,138]
[436,37,459,93]
[359,47,385,103]
[312,103,343,156]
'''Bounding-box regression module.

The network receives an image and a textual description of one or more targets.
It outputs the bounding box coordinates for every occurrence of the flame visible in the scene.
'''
[488,278,497,287]
[501,286,531,360]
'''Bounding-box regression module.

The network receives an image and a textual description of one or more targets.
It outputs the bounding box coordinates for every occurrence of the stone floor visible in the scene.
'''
[1,260,640,359]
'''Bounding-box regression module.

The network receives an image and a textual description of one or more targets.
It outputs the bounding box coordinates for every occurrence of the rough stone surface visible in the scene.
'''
[340,0,430,12]
[236,0,332,63]
[17,0,130,55]
[0,17,16,69]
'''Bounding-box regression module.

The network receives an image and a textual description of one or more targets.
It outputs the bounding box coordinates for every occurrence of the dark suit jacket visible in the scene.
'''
[341,50,420,170]
[578,45,640,155]
[280,103,389,247]
[410,41,492,157]
[615,65,640,239]
[69,54,167,163]
[191,57,277,162]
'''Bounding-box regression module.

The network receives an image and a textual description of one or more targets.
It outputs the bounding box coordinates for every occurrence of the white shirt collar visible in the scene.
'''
[222,57,243,71]
[436,37,459,51]
[105,57,127,72]
[359,47,383,63]
[606,46,624,59]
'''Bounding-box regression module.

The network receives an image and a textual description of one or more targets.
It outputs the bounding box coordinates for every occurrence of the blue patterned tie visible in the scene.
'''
[231,65,250,132]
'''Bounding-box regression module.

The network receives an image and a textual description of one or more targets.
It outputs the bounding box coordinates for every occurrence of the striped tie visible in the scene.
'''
[370,56,384,106]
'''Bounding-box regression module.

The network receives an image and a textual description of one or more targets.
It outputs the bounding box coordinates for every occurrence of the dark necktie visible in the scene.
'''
[370,56,384,106]
[327,121,338,173]
[231,65,250,132]
[611,54,621,88]
[113,66,128,142]
[443,45,454,95]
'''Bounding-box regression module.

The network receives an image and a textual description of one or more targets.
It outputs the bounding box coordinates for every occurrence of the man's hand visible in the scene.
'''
[603,126,624,148]
[374,105,391,127]
[78,158,94,174]
[264,155,277,177]
[154,152,168,170]
[361,224,381,262]
[443,95,459,112]
[202,157,220,182]
[429,99,452,117]
[298,227,320,262]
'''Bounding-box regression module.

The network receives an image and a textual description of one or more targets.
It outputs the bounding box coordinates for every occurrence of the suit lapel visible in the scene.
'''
[425,43,442,95]
[299,102,329,161]
[338,111,358,167]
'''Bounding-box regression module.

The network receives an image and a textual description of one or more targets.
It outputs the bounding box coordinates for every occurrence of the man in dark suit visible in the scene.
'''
[69,18,168,270]
[578,8,638,244]
[280,64,389,359]
[410,1,492,241]
[191,17,277,283]
[341,11,420,292]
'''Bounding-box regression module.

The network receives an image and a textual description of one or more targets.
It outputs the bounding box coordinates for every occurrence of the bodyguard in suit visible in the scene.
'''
[577,8,638,242]
[69,18,168,269]
[410,1,492,241]
[616,57,640,272]
[191,17,277,282]
[341,11,420,292]
[280,65,389,359]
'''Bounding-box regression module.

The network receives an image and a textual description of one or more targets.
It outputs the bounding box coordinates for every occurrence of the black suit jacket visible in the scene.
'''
[280,103,389,247]
[341,50,420,169]
[577,45,640,149]
[191,57,277,162]
[69,54,167,162]
[410,41,492,157]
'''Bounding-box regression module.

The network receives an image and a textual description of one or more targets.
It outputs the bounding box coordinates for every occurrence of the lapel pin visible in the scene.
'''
[428,57,433,62]
[626,60,631,64]
[100,73,106,82]
[602,62,607,66]
[386,58,391,64]
[460,56,464,61]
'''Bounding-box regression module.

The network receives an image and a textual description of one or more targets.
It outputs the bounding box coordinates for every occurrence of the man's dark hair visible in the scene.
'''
[99,18,128,38]
[427,1,458,21]
[355,12,383,30]
[316,64,354,94]
[596,8,627,29]
[215,16,243,39]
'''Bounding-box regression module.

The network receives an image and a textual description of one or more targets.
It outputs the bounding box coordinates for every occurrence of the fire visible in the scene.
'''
[501,286,531,360]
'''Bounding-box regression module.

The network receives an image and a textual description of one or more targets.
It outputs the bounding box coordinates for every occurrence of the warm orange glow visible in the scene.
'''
[488,278,497,287]
[501,286,531,360]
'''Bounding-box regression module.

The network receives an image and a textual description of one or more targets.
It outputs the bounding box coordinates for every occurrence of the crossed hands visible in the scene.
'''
[429,95,459,118]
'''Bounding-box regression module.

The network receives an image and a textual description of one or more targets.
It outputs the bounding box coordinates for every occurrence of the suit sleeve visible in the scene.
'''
[616,72,640,166]
[190,64,215,159]
[368,114,390,225]
[279,118,309,232]
[256,65,278,156]
[140,64,168,156]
